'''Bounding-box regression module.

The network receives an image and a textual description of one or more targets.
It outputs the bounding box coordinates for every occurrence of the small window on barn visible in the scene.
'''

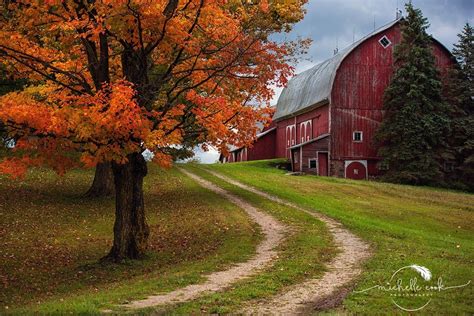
[353,131,363,142]
[309,159,317,169]
[379,35,391,49]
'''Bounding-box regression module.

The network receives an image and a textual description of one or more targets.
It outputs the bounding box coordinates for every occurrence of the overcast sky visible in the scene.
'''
[195,0,474,163]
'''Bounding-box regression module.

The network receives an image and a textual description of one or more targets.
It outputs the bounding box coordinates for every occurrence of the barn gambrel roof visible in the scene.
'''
[273,19,401,121]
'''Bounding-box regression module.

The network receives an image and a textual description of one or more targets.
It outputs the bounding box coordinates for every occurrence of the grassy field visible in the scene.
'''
[1,160,472,314]
[161,165,335,314]
[0,166,262,314]
[198,160,474,314]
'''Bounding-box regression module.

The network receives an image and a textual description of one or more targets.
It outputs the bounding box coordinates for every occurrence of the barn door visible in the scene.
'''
[317,152,328,176]
[345,160,367,180]
[292,149,300,172]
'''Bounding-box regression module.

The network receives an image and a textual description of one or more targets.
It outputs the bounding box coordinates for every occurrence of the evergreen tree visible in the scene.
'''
[444,23,474,190]
[375,3,450,185]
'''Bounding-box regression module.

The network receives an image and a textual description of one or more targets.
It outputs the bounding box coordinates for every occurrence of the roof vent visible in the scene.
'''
[379,35,391,49]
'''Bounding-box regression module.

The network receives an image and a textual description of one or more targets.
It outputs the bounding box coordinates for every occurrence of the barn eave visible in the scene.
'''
[273,18,402,121]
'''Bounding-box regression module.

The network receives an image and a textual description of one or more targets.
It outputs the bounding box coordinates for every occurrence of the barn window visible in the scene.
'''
[309,159,317,169]
[353,131,363,142]
[300,123,305,143]
[379,35,391,48]
[291,125,296,146]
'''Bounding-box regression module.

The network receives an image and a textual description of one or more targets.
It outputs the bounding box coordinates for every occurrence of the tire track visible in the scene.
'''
[204,169,371,315]
[120,168,287,310]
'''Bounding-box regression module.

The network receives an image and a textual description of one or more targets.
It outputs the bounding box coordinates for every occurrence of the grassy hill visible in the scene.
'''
[1,160,472,314]
[0,166,262,313]
[197,159,474,314]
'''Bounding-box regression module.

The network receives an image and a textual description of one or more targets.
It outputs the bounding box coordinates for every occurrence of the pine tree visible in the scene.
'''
[444,23,474,190]
[375,3,451,185]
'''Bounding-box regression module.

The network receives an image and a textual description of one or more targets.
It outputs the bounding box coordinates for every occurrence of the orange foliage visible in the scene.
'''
[0,0,308,177]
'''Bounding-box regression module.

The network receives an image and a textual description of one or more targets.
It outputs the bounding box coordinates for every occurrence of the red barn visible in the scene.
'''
[220,19,454,180]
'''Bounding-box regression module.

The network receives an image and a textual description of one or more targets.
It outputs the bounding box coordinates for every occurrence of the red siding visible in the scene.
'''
[247,129,276,161]
[318,152,329,176]
[330,24,454,176]
[346,161,367,180]
[274,104,329,158]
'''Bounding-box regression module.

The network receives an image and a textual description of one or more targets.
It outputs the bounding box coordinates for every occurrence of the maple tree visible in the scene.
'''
[0,0,308,261]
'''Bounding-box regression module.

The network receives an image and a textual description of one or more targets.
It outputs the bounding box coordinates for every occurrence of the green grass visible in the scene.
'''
[0,166,261,314]
[199,160,474,315]
[3,160,471,314]
[144,164,335,314]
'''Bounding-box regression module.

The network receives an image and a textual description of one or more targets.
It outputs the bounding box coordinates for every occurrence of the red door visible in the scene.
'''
[292,149,300,172]
[345,161,367,180]
[317,152,328,176]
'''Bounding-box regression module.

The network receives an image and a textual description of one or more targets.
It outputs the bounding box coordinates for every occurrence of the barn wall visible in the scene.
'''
[300,137,330,173]
[274,104,329,159]
[275,116,295,158]
[247,130,276,161]
[330,23,454,177]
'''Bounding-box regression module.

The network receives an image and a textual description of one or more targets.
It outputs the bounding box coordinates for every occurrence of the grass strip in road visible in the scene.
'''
[144,165,336,314]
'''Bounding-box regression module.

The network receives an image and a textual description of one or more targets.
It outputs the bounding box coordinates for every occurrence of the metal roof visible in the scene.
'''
[229,127,276,153]
[273,19,401,121]
[256,127,276,138]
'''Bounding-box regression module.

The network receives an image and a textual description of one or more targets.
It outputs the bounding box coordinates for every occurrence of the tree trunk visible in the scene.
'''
[104,153,150,261]
[85,162,115,197]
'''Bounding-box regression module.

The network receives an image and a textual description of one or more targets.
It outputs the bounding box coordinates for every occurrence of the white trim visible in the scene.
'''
[379,35,392,48]
[353,131,363,142]
[286,124,296,159]
[291,116,298,146]
[327,18,401,105]
[300,123,305,143]
[289,133,330,150]
[308,158,318,170]
[299,120,312,143]
[344,160,368,179]
[256,127,276,138]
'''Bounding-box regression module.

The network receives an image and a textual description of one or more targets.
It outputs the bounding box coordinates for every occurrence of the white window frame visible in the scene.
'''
[308,158,318,169]
[344,160,368,179]
[299,120,312,143]
[353,131,363,142]
[300,124,305,143]
[291,125,295,145]
[286,124,295,147]
[379,35,392,49]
